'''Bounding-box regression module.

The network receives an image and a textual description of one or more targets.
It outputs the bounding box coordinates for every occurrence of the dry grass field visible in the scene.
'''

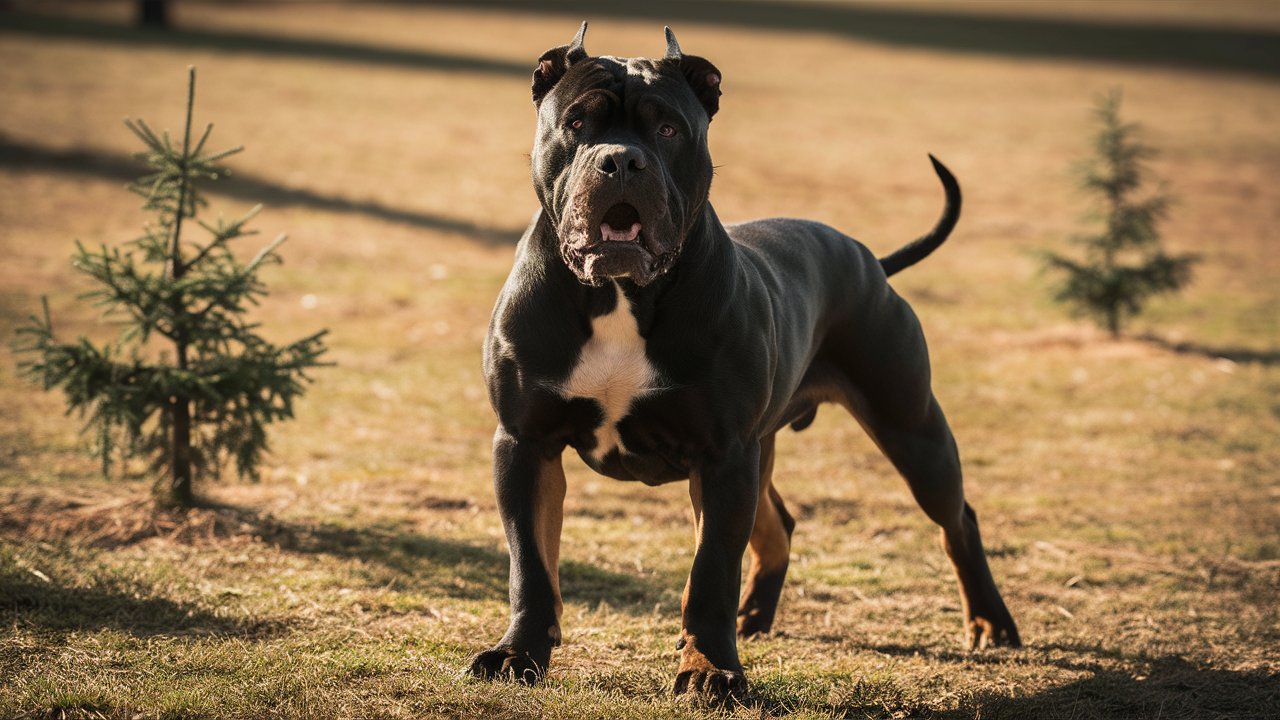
[2,1,1278,718]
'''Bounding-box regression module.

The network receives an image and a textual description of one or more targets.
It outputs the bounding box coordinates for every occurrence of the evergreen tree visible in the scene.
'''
[1045,90,1198,338]
[15,67,328,507]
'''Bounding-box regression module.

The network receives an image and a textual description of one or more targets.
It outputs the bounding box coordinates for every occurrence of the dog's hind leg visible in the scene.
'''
[828,293,1020,650]
[865,396,1021,650]
[737,432,796,638]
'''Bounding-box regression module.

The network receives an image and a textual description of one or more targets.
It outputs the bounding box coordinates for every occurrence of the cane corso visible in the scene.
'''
[467,23,1020,701]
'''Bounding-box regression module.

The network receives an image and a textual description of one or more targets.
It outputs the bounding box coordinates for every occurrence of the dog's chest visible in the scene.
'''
[559,285,658,461]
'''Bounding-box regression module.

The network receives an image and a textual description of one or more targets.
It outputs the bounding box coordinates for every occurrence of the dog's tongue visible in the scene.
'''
[601,222,641,243]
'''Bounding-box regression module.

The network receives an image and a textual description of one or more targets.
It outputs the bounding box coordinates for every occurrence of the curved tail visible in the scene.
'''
[877,155,961,277]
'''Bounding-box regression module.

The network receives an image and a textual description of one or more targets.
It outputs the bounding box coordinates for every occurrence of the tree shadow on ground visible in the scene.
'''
[0,564,282,639]
[0,134,522,244]
[7,3,1278,80]
[205,502,671,612]
[421,0,1280,80]
[0,493,671,618]
[1139,333,1280,367]
[0,11,527,77]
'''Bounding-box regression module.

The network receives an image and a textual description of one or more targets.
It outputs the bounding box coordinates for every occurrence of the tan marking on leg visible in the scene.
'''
[677,631,718,676]
[532,455,566,641]
[681,474,704,618]
[745,435,788,580]
[939,507,1021,649]
[738,434,792,635]
[673,465,752,701]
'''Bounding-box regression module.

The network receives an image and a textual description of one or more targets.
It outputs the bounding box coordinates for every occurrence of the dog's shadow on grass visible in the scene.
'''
[851,641,1280,719]
[955,654,1280,720]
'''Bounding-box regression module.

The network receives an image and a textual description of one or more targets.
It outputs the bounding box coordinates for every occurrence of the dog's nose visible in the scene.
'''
[595,144,647,179]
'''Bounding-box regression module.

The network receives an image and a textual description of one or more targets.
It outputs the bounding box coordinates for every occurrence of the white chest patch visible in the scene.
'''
[560,284,658,461]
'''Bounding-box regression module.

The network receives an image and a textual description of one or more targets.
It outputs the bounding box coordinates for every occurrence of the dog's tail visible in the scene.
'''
[877,155,960,278]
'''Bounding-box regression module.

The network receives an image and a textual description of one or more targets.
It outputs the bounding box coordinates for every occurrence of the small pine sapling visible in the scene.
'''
[15,67,328,507]
[1045,90,1198,338]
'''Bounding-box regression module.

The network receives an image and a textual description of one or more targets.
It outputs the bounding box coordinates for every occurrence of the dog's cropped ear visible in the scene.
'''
[532,21,589,105]
[663,26,722,121]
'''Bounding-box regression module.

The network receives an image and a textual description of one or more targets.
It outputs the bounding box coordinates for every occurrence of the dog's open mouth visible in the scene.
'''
[562,198,676,286]
[599,202,642,244]
[577,202,653,285]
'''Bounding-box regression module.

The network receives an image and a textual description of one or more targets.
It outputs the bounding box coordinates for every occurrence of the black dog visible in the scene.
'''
[468,23,1020,701]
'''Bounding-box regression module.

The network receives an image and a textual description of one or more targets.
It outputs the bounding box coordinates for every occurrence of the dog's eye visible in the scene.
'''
[657,124,677,138]
[568,118,584,130]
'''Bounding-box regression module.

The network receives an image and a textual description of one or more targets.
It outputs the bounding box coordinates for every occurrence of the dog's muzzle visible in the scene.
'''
[558,153,680,286]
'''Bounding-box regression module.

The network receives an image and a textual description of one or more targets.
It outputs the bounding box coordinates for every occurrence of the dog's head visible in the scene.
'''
[529,23,722,287]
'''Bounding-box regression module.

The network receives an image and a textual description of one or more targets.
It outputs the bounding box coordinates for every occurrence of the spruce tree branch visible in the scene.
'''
[186,227,234,270]
[124,117,165,154]
[202,146,245,164]
[191,122,215,159]
[245,232,287,274]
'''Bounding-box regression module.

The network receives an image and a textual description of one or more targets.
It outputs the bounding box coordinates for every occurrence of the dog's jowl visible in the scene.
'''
[468,23,1020,701]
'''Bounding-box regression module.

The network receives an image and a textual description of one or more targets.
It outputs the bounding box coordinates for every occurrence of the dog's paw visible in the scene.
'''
[465,646,549,684]
[966,613,1022,650]
[673,667,748,704]
[736,610,774,639]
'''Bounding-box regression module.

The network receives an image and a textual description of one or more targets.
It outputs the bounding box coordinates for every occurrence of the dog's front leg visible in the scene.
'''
[467,427,566,684]
[675,440,760,703]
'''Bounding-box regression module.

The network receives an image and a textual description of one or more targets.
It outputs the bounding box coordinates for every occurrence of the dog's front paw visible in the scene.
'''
[672,633,748,705]
[465,645,550,684]
[673,667,748,704]
[966,612,1021,650]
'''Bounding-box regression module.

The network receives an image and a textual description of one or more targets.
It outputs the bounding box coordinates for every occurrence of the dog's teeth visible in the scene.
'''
[600,222,643,243]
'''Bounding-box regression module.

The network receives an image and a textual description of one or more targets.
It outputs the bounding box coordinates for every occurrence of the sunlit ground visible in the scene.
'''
[1,1,1277,717]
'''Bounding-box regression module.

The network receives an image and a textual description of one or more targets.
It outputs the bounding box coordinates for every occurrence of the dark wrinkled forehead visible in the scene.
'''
[550,56,696,113]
